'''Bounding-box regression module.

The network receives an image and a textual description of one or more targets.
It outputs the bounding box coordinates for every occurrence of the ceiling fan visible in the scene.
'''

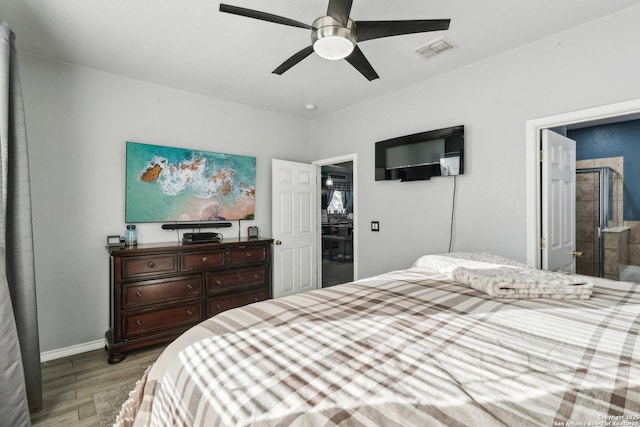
[219,0,450,81]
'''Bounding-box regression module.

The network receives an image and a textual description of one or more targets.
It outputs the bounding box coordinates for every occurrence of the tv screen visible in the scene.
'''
[385,138,445,169]
[375,125,464,181]
[125,142,256,223]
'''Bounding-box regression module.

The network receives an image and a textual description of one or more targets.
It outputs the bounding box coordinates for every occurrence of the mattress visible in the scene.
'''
[121,257,640,426]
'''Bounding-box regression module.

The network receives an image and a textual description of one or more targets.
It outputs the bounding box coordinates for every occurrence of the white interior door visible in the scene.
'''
[541,129,577,272]
[272,159,318,298]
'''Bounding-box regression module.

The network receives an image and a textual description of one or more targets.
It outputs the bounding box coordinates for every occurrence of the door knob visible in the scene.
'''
[572,251,583,257]
[274,240,282,245]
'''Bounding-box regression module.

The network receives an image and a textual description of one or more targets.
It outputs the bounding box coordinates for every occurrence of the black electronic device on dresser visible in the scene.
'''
[106,237,273,363]
[182,232,222,244]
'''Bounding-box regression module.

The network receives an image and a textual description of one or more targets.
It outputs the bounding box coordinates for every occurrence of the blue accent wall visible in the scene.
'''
[569,119,640,220]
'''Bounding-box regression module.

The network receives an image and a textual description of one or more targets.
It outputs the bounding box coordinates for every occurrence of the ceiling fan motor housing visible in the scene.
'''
[311,16,357,60]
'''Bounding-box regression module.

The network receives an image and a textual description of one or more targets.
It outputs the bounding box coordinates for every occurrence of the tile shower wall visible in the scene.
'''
[625,221,640,265]
[575,157,624,278]
[603,228,629,280]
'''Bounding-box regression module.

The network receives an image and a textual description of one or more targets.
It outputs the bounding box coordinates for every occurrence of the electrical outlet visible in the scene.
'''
[371,221,380,232]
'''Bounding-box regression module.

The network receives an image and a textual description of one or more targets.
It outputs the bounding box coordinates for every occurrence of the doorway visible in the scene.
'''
[321,162,354,287]
[313,154,357,288]
[525,99,640,270]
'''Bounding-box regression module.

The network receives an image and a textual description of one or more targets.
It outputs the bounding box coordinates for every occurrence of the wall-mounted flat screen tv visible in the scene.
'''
[375,125,464,181]
[125,142,256,223]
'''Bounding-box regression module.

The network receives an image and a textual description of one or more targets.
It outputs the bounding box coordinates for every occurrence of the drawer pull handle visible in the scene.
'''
[216,304,221,310]
[216,280,222,285]
[201,256,208,263]
[136,291,143,297]
[147,261,155,268]
[136,320,142,326]
[186,310,193,316]
[245,252,252,257]
[186,284,193,289]
[254,297,259,302]
[254,274,260,279]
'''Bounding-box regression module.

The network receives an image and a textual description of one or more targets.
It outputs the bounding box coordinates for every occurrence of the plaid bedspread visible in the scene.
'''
[131,268,640,426]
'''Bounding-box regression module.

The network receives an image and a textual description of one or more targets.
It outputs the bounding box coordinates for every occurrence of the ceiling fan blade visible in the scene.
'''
[355,19,450,42]
[327,0,353,26]
[345,46,379,81]
[273,46,315,75]
[219,4,312,30]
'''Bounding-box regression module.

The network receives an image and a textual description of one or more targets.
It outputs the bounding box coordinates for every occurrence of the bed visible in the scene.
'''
[118,253,640,426]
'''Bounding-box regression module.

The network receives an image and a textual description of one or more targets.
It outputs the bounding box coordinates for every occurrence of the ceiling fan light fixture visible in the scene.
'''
[311,16,356,60]
[313,36,354,60]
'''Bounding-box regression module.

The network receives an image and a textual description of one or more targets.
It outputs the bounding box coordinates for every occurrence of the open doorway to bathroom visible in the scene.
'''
[568,120,640,281]
[320,161,354,287]
[526,99,640,274]
[541,117,640,281]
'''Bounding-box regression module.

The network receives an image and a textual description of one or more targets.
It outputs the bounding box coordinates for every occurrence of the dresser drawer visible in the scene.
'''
[122,276,203,309]
[180,249,226,272]
[206,266,265,294]
[124,303,202,338]
[121,253,178,279]
[207,288,267,317]
[229,246,267,266]
[107,238,272,363]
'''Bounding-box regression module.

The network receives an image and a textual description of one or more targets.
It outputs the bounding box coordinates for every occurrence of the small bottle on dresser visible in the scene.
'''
[125,225,137,247]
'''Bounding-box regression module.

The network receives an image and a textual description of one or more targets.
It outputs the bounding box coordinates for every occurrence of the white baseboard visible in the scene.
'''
[40,338,107,363]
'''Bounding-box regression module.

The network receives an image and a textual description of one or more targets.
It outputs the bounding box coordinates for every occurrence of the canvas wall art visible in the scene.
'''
[125,142,256,223]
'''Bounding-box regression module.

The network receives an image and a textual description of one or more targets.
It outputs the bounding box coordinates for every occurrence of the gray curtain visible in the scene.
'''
[0,20,42,426]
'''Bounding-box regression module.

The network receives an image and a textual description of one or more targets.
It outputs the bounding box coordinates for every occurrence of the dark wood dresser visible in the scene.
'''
[106,237,272,363]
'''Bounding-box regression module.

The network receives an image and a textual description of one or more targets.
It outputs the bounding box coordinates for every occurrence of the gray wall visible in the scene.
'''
[311,5,640,279]
[19,55,311,353]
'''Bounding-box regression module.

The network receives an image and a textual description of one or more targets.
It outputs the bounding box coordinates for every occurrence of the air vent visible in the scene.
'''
[414,36,455,59]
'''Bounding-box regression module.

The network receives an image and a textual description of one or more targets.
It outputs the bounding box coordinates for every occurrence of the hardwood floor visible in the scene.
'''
[322,258,354,287]
[30,343,166,426]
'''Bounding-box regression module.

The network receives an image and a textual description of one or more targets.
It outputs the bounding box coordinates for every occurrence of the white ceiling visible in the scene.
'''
[1,0,639,118]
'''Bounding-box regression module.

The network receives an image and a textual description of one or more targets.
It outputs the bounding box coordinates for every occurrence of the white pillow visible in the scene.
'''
[412,252,527,278]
